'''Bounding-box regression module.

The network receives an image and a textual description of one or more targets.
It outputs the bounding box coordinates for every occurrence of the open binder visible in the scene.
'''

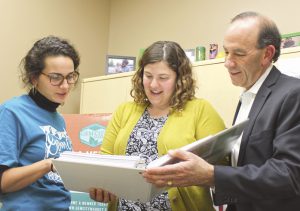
[148,119,248,167]
[53,119,248,202]
[53,152,162,202]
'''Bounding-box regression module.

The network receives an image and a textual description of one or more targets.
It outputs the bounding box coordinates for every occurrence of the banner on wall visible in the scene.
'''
[63,113,112,211]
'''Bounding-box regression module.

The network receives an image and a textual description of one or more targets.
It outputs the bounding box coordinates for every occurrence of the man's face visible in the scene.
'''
[223,18,268,90]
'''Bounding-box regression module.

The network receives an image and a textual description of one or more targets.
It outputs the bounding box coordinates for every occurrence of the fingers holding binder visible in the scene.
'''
[143,149,215,188]
[89,187,117,203]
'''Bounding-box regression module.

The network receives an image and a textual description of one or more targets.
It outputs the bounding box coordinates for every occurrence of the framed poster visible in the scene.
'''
[106,55,136,74]
[184,49,195,62]
[281,32,300,48]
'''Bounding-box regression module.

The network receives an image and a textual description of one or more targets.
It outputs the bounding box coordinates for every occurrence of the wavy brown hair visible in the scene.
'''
[130,41,195,112]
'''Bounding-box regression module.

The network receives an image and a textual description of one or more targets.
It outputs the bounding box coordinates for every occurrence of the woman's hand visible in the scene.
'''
[89,187,117,203]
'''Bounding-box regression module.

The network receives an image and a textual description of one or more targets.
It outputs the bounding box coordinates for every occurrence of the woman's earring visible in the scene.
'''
[32,85,37,95]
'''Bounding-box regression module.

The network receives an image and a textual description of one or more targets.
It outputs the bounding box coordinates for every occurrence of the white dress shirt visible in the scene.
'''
[231,64,273,166]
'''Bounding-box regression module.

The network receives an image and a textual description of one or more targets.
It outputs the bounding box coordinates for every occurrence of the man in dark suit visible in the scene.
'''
[143,11,300,211]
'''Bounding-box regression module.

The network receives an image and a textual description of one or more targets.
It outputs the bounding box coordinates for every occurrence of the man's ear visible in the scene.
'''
[262,45,275,66]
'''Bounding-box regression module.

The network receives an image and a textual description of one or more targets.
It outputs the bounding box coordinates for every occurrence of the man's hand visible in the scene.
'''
[143,149,214,188]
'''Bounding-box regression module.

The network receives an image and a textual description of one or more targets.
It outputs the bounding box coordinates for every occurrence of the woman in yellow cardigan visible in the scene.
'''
[89,41,225,211]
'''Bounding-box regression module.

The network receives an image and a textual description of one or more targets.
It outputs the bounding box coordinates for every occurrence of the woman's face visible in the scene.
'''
[143,61,177,110]
[32,56,75,104]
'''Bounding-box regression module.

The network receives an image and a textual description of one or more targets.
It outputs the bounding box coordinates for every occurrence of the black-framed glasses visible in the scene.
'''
[41,71,80,86]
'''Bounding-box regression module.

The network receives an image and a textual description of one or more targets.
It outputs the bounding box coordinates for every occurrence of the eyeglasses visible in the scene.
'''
[41,71,79,86]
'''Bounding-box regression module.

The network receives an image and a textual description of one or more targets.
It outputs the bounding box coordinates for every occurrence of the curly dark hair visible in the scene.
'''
[231,11,281,62]
[20,35,80,89]
[130,41,196,112]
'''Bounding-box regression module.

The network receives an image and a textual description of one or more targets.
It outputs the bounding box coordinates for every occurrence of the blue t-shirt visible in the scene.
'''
[0,95,72,210]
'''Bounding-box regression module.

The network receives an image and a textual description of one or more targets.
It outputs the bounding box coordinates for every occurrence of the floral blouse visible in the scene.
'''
[118,109,171,211]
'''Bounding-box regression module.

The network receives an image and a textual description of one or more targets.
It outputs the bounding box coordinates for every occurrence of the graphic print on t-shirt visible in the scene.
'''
[40,125,72,183]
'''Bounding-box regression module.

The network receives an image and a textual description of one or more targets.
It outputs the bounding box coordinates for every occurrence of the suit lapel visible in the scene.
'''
[232,100,242,126]
[237,67,281,165]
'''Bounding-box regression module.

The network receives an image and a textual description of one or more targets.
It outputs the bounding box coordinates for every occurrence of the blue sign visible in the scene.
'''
[79,124,106,147]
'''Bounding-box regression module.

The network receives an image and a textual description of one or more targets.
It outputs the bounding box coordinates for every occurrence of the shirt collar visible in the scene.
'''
[241,64,273,96]
[29,89,60,112]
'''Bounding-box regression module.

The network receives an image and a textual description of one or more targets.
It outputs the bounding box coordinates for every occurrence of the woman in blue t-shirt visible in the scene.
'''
[0,36,80,210]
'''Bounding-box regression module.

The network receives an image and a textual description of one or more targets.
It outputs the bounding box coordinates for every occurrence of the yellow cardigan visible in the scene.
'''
[101,98,225,211]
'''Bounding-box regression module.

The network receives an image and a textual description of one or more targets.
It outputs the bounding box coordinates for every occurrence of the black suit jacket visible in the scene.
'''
[214,67,300,211]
